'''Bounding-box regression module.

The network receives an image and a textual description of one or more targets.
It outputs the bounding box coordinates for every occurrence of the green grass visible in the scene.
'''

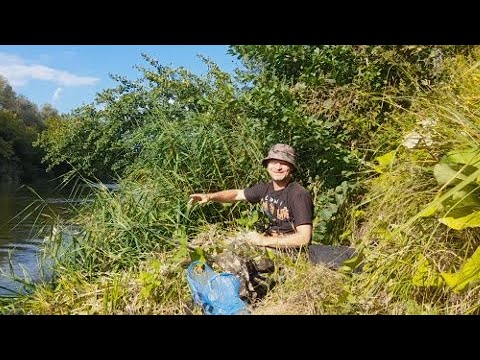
[4,48,480,314]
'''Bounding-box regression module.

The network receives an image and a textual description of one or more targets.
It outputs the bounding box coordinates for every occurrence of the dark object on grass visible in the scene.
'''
[308,244,359,271]
[214,251,275,302]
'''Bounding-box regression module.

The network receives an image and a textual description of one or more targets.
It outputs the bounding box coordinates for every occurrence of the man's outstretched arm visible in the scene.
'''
[189,189,246,204]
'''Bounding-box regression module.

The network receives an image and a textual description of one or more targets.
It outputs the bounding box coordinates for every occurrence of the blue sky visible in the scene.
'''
[0,45,241,114]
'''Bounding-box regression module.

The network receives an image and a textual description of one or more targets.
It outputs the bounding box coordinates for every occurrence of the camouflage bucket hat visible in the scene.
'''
[262,143,297,169]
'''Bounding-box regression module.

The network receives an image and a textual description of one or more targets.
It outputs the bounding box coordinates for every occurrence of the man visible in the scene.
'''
[189,143,314,249]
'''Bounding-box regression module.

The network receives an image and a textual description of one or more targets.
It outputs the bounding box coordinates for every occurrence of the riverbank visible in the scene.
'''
[0,180,89,296]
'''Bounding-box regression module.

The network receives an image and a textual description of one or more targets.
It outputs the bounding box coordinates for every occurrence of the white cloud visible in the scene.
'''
[52,87,62,103]
[0,53,23,64]
[0,51,99,87]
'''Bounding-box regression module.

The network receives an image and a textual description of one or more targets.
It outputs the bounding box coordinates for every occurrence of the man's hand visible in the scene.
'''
[244,225,312,249]
[189,193,210,205]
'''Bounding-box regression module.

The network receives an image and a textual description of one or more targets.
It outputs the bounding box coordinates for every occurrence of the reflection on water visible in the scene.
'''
[0,181,89,296]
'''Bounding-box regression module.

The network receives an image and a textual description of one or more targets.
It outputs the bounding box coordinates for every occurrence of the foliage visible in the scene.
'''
[0,109,44,181]
[310,179,356,244]
[35,108,115,180]
[1,75,57,127]
[441,246,480,293]
[35,55,248,181]
[341,49,480,314]
[0,76,58,181]
[16,45,480,314]
[225,45,475,244]
[231,45,474,173]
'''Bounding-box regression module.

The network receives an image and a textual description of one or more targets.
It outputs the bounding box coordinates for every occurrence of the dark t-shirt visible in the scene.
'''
[244,181,314,234]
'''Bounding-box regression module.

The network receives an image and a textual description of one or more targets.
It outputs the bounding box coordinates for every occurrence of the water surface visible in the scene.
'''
[0,181,87,296]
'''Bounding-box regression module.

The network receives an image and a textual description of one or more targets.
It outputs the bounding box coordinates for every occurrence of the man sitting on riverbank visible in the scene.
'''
[189,143,314,299]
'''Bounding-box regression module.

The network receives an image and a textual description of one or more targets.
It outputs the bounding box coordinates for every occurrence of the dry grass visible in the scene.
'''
[3,251,194,315]
[253,257,347,315]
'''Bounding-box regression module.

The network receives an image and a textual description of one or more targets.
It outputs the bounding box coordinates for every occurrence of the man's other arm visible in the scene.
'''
[189,189,246,204]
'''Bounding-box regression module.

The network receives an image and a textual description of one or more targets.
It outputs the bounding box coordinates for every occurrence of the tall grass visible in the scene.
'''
[338,50,480,314]
[0,111,274,313]
[52,112,266,270]
[5,48,480,314]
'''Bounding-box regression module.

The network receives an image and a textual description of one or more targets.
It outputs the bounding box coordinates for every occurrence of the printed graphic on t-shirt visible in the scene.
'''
[261,194,290,222]
[244,181,313,233]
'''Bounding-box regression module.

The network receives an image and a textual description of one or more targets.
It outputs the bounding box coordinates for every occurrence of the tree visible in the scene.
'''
[0,76,17,111]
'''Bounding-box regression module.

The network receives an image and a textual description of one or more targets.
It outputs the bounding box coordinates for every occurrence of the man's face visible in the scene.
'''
[266,159,293,182]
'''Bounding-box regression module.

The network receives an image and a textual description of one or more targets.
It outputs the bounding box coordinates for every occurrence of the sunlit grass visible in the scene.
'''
[4,48,480,314]
[336,50,480,314]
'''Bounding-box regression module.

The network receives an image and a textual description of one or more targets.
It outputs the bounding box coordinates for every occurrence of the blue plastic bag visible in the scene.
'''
[186,260,249,315]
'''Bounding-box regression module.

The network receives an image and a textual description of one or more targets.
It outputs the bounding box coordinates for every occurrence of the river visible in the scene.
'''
[0,181,88,296]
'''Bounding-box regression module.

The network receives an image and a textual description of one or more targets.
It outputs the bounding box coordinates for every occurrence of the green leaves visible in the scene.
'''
[373,150,396,173]
[445,148,480,167]
[410,247,480,293]
[441,246,480,293]
[236,209,259,229]
[419,147,480,231]
[433,163,467,186]
[439,211,480,230]
[36,54,246,181]
[0,108,44,181]
[412,254,443,288]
